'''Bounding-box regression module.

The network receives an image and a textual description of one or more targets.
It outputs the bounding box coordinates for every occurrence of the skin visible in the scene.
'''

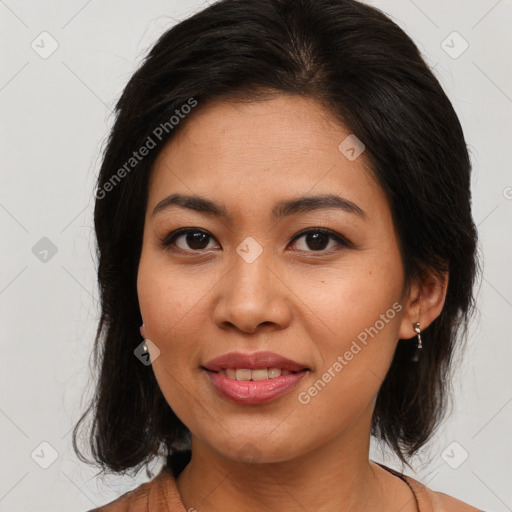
[137,94,448,512]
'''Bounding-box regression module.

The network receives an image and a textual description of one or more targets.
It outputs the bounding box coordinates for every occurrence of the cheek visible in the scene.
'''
[298,256,405,419]
[293,274,403,439]
[304,256,404,343]
[137,252,209,344]
[137,255,206,425]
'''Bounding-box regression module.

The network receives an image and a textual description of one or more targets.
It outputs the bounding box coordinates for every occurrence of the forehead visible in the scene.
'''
[148,95,386,221]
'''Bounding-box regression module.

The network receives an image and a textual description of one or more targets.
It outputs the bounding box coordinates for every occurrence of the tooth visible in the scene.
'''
[219,369,227,377]
[281,369,291,376]
[251,369,268,381]
[268,368,282,378]
[236,369,252,381]
[226,368,236,379]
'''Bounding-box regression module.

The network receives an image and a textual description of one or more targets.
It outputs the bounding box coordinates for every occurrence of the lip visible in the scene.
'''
[202,351,310,405]
[203,351,309,372]
[204,369,308,404]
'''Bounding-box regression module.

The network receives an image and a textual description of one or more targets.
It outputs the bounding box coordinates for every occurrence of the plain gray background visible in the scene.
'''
[1,0,511,510]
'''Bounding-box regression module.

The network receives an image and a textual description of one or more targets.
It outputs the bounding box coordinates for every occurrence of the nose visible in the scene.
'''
[212,250,292,334]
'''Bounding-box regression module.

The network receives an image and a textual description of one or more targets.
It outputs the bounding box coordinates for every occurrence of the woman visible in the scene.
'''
[74,0,482,510]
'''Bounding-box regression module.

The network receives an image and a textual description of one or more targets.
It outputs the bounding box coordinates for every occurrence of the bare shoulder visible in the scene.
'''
[85,480,153,512]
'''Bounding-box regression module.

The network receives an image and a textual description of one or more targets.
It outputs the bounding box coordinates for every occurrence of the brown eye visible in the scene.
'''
[160,227,351,255]
[161,229,217,252]
[299,232,330,251]
[289,228,351,253]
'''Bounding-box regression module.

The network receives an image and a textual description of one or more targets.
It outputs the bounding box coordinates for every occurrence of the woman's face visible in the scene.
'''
[137,94,415,463]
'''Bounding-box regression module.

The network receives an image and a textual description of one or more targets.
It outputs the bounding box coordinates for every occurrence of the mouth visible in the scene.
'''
[207,367,306,381]
[202,351,310,404]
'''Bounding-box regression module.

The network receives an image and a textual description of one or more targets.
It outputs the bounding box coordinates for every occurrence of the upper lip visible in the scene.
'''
[203,351,309,372]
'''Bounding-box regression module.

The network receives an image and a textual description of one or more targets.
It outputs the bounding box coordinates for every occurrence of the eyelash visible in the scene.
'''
[159,227,352,255]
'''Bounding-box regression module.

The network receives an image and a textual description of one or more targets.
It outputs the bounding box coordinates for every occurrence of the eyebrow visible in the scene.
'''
[152,193,366,220]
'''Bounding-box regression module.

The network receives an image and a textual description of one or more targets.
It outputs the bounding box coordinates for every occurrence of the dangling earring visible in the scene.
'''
[413,322,422,349]
[140,323,148,352]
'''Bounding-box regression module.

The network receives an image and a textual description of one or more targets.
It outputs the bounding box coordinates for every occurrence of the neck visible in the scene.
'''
[175,403,406,512]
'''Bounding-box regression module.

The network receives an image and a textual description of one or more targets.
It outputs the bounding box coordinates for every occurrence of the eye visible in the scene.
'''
[159,227,352,254]
[289,228,352,253]
[160,228,218,252]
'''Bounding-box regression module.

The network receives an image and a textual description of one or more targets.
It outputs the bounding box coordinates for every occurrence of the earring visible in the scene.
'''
[413,322,422,349]
[140,324,148,352]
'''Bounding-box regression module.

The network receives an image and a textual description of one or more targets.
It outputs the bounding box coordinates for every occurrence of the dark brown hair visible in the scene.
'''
[73,0,479,476]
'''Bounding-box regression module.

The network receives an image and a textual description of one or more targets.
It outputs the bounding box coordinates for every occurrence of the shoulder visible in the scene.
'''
[402,473,483,511]
[376,462,482,511]
[85,480,152,512]
[85,465,185,512]
[432,490,484,511]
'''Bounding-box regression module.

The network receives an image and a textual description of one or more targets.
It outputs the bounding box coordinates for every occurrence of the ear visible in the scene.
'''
[398,268,449,340]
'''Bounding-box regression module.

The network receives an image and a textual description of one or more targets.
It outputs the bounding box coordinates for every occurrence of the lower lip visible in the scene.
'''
[205,369,308,405]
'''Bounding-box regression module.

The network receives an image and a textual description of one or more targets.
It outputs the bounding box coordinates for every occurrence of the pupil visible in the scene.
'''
[307,232,328,251]
[187,232,208,249]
